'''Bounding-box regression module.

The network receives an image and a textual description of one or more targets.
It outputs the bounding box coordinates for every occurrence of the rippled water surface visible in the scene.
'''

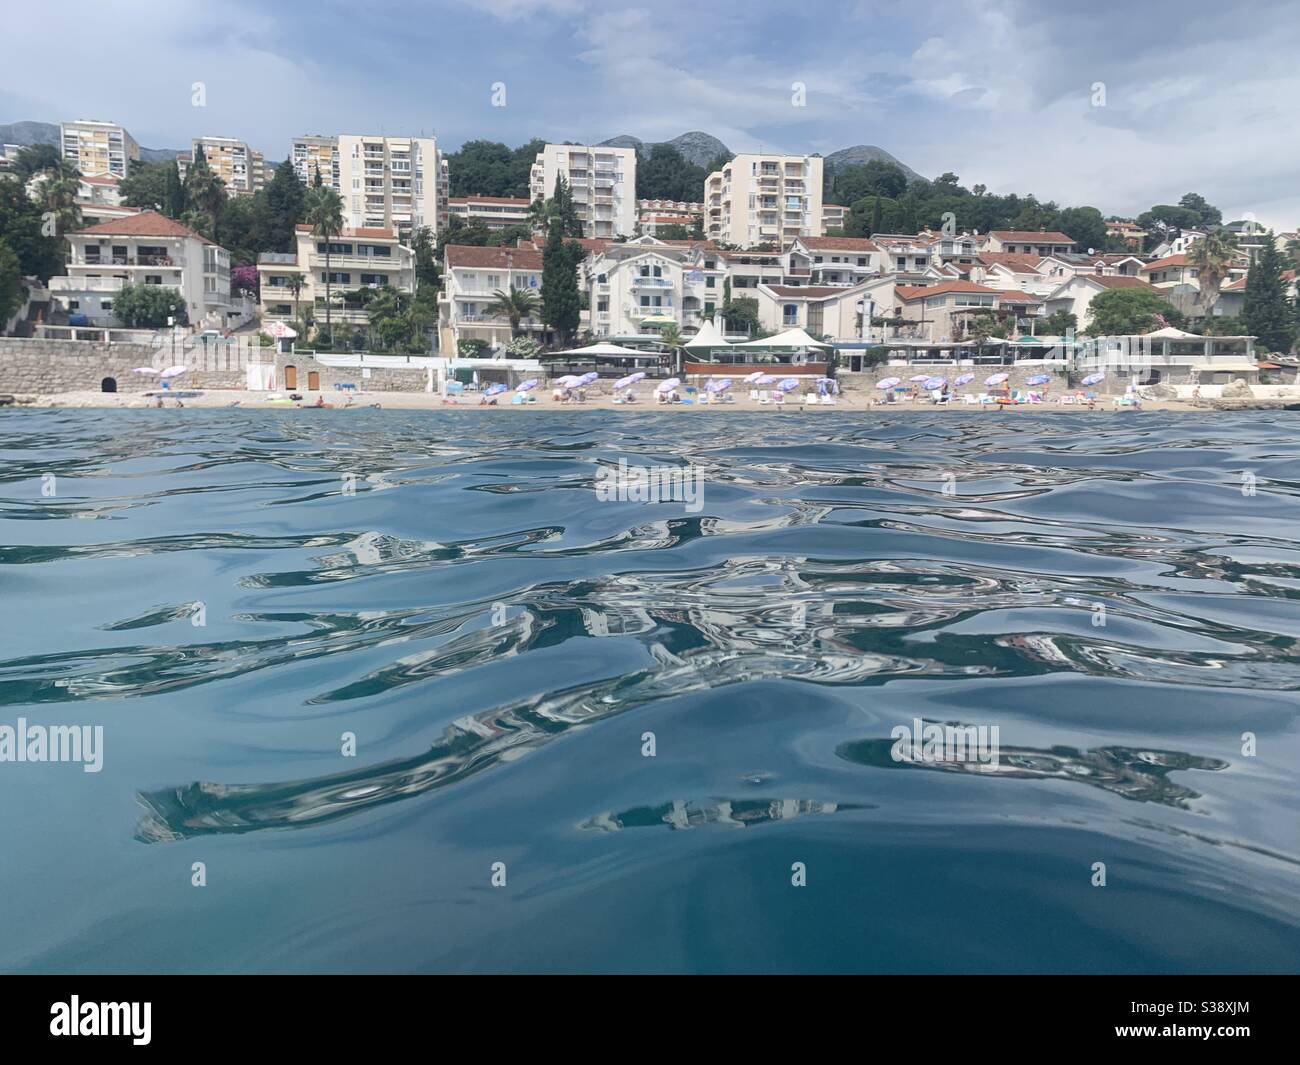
[2,408,1298,973]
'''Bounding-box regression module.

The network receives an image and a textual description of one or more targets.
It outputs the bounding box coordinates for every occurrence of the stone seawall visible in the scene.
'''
[0,339,432,395]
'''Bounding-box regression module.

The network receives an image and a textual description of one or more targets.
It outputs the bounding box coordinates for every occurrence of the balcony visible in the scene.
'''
[81,254,180,268]
[631,276,673,288]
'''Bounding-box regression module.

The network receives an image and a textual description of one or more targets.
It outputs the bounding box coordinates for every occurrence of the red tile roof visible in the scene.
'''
[896,280,1002,301]
[1089,275,1155,290]
[72,210,216,244]
[444,244,544,270]
[295,224,398,239]
[978,252,1043,274]
[988,230,1076,244]
[1142,254,1189,270]
[796,236,879,251]
[764,285,861,298]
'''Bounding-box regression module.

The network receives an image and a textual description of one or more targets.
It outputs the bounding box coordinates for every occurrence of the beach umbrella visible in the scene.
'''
[776,377,800,392]
[909,373,932,382]
[485,383,507,396]
[754,374,777,386]
[1025,373,1052,385]
[955,372,976,386]
[656,378,681,394]
[613,372,646,390]
[515,378,539,392]
[924,376,947,390]
[875,377,901,389]
[742,371,766,384]
[705,377,732,393]
[984,372,1009,385]
[554,375,581,388]
[1081,372,1106,386]
[578,372,599,386]
[160,365,188,379]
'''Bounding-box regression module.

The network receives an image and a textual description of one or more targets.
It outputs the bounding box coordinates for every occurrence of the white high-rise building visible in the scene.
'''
[60,119,139,178]
[293,134,444,236]
[529,144,636,239]
[705,153,823,248]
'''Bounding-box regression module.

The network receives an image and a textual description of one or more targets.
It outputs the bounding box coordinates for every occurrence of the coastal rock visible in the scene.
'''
[1143,383,1179,400]
[1221,378,1254,398]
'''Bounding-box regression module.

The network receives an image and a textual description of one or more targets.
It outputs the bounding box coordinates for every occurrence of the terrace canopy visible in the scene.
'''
[547,342,655,357]
[684,320,728,349]
[735,327,832,349]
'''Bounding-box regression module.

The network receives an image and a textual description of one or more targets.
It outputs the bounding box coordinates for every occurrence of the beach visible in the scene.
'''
[7,386,1226,412]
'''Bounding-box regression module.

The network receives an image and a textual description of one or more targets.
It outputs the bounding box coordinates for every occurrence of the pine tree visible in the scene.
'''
[1242,234,1296,354]
[541,221,580,345]
[191,144,208,171]
[552,174,583,238]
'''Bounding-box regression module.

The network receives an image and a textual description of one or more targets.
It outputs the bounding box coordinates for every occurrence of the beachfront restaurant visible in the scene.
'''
[542,340,673,380]
[680,323,832,381]
[1074,326,1257,385]
[835,336,1076,372]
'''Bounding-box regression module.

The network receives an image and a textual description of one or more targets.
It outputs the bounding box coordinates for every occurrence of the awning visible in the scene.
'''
[685,319,728,348]
[639,314,677,326]
[546,342,656,357]
[735,327,832,349]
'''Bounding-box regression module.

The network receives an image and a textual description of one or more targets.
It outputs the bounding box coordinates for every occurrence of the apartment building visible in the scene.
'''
[821,204,847,233]
[49,211,234,327]
[704,154,823,248]
[447,195,531,230]
[893,280,1002,342]
[980,230,1076,256]
[784,236,881,286]
[529,144,636,238]
[73,175,140,226]
[257,224,416,327]
[291,135,340,190]
[178,137,267,194]
[586,235,723,337]
[60,119,139,178]
[754,278,889,339]
[437,244,545,350]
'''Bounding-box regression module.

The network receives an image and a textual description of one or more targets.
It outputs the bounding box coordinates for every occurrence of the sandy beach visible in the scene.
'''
[6,387,1220,413]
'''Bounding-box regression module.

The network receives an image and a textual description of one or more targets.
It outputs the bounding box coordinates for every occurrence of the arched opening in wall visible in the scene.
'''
[101,377,117,393]
[307,370,320,390]
[284,364,297,389]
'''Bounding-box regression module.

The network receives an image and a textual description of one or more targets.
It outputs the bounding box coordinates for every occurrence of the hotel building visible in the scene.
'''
[293,135,444,237]
[50,211,235,328]
[447,195,532,230]
[257,224,416,327]
[704,153,823,248]
[529,144,637,238]
[60,119,139,178]
[178,137,267,194]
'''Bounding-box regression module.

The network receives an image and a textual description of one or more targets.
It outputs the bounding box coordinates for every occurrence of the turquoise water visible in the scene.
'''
[1,409,1297,973]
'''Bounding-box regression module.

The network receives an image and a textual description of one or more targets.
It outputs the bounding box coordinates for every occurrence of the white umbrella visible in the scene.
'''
[554,375,582,388]
[876,377,901,389]
[160,366,188,379]
[984,372,1009,386]
[909,373,931,382]
[776,377,800,392]
[656,378,681,394]
[131,367,159,375]
[743,371,766,383]
[614,372,646,390]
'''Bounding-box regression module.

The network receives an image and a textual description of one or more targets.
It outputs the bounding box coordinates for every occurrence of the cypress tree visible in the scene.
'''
[1243,234,1296,354]
[541,221,580,346]
[164,160,184,218]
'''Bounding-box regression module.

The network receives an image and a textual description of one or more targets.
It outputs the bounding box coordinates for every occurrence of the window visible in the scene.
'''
[705,277,715,288]
[783,303,799,324]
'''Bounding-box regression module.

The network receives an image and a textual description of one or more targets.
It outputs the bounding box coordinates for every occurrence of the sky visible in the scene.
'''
[4,0,1299,228]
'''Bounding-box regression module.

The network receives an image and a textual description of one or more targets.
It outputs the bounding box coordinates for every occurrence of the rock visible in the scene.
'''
[1142,383,1178,400]
[1221,378,1254,398]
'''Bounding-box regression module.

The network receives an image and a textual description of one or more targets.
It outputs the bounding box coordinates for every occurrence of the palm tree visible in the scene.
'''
[659,322,683,348]
[1187,229,1238,315]
[486,287,539,337]
[286,273,304,330]
[305,187,344,348]
[184,167,227,242]
[36,171,82,238]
